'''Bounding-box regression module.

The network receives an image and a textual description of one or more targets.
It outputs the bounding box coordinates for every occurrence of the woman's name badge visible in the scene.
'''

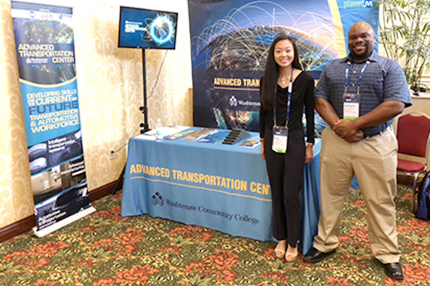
[343,93,359,120]
[272,126,288,153]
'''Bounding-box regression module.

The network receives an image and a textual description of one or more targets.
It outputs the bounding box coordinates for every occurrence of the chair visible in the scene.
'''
[396,112,430,211]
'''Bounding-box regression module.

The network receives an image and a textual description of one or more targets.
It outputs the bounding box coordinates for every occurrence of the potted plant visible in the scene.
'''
[378,0,430,94]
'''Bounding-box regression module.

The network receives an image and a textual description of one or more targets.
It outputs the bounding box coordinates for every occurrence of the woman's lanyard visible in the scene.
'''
[344,60,370,94]
[274,68,294,128]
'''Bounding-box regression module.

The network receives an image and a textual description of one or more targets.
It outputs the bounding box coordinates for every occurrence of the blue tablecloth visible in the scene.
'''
[121,128,321,253]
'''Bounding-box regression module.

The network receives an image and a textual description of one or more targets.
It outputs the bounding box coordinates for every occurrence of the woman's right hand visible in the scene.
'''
[260,140,265,160]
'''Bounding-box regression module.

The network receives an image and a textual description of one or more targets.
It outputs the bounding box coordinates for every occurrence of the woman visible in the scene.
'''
[259,35,315,262]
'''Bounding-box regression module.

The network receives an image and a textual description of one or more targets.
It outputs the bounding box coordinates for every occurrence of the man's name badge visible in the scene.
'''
[272,126,288,153]
[343,93,359,120]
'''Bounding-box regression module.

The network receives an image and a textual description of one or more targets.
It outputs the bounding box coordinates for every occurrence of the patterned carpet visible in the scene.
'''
[1,186,429,286]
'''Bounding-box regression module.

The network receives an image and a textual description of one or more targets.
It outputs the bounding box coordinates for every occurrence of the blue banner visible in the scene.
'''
[12,1,90,231]
[188,0,378,130]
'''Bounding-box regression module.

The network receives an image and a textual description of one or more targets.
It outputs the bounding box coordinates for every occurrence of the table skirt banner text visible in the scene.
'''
[121,130,321,253]
[122,136,273,241]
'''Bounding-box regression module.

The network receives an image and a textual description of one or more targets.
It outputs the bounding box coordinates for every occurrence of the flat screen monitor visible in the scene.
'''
[118,6,178,49]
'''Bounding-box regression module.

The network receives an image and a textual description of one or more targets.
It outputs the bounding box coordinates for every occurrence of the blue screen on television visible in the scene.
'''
[118,6,178,49]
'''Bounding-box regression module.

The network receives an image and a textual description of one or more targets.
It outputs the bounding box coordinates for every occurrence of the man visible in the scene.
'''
[303,22,412,281]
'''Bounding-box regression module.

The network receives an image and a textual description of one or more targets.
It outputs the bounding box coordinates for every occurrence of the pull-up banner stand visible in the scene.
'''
[11,1,95,237]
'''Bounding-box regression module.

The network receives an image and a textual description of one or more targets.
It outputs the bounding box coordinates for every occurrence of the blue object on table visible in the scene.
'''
[121,127,321,254]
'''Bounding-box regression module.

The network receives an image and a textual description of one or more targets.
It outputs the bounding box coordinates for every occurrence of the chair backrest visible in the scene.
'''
[397,113,430,159]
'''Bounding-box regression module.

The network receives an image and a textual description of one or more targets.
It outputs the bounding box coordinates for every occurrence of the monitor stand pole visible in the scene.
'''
[112,49,149,195]
[140,49,150,134]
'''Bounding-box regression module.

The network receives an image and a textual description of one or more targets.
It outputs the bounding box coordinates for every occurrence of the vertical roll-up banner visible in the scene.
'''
[11,1,95,237]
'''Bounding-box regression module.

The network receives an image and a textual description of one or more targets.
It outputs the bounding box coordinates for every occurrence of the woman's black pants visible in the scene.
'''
[264,129,305,247]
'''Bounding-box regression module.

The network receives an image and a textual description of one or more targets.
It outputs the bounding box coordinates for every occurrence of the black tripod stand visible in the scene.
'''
[112,49,150,195]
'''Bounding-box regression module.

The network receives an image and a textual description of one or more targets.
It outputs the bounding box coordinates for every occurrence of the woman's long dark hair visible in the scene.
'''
[261,35,302,110]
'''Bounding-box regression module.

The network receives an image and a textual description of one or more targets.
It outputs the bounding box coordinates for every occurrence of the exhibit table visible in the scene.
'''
[121,127,321,253]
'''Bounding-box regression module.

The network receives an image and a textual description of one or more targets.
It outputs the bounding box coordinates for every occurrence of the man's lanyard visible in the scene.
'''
[344,60,370,94]
[274,68,294,128]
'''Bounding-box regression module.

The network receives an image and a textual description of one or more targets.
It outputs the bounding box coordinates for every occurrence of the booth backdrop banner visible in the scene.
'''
[188,0,379,131]
[12,2,89,231]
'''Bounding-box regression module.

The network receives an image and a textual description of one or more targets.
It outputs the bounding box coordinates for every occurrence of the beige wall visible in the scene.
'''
[0,0,192,229]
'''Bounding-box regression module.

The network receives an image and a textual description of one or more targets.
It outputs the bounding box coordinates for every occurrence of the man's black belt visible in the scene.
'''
[364,126,392,138]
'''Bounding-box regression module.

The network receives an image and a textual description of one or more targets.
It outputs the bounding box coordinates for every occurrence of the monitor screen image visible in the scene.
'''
[118,6,178,49]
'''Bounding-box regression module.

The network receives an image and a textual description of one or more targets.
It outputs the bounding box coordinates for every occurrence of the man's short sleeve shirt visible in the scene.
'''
[315,52,412,136]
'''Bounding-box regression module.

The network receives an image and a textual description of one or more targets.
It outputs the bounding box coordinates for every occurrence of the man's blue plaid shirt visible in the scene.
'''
[315,51,412,137]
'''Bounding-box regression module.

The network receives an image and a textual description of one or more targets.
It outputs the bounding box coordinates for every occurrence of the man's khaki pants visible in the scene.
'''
[313,127,401,263]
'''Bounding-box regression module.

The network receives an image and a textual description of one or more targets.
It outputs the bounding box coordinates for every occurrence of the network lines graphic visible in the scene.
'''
[190,1,339,132]
[192,1,338,71]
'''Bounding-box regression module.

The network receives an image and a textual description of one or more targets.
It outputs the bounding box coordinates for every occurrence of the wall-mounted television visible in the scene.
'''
[118,6,178,49]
